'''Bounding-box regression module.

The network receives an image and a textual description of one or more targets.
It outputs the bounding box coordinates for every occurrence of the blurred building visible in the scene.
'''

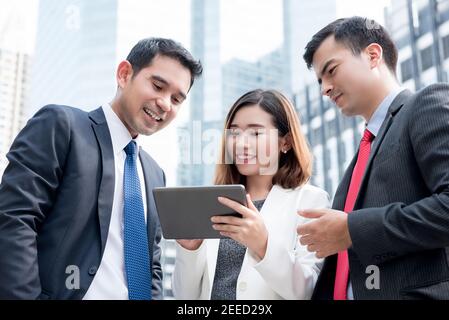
[176,0,222,188]
[386,0,449,90]
[29,0,118,116]
[178,0,336,189]
[293,83,363,197]
[0,48,30,175]
[283,0,338,94]
[159,237,177,299]
[30,0,192,115]
[190,0,222,123]
[221,48,285,115]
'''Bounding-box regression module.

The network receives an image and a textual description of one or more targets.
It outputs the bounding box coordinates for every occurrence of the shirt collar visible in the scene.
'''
[102,103,141,156]
[366,87,405,137]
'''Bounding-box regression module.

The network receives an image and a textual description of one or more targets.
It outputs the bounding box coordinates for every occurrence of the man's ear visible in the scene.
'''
[365,43,383,69]
[116,60,133,89]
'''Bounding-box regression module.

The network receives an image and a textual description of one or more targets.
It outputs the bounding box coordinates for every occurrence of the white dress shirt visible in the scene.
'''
[346,87,404,299]
[83,104,148,300]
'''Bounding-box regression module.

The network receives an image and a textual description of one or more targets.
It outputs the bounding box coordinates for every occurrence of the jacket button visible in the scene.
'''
[238,282,247,292]
[88,266,98,276]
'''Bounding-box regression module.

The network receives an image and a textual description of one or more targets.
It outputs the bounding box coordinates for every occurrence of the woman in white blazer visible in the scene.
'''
[172,89,330,300]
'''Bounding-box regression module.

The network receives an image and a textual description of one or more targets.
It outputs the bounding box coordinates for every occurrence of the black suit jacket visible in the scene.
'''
[0,105,164,299]
[313,84,449,300]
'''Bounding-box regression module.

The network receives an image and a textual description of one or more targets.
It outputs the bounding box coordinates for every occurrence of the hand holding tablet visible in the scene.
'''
[152,185,248,239]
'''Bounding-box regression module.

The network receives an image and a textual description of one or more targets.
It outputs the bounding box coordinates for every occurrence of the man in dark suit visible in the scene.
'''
[297,17,449,299]
[0,38,202,299]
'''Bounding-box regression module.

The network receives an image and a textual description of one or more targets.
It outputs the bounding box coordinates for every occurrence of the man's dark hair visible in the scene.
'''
[303,17,398,76]
[126,37,203,87]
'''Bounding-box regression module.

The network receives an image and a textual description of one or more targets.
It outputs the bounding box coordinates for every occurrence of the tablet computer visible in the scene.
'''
[152,184,247,239]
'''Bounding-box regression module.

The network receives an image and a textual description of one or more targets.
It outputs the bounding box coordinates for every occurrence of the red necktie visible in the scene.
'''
[334,128,374,300]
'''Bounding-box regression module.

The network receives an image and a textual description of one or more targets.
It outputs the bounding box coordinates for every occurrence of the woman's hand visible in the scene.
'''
[176,239,203,251]
[211,194,268,260]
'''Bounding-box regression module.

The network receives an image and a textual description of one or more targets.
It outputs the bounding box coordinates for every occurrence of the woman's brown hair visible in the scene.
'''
[214,89,312,189]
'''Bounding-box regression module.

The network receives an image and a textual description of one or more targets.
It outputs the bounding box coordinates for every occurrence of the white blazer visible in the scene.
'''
[172,184,330,300]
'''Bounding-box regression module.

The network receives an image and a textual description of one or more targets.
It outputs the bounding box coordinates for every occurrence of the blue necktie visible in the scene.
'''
[123,141,152,300]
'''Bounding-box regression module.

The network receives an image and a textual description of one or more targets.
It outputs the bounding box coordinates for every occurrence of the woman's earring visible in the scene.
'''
[283,149,288,154]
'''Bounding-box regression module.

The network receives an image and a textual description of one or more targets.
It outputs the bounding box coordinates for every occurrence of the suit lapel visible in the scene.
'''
[89,107,115,254]
[139,150,158,257]
[333,90,412,211]
[353,89,411,209]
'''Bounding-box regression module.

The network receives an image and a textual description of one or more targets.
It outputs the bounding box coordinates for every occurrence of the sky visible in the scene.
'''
[0,0,39,53]
[0,0,392,185]
[223,0,392,62]
[336,0,391,24]
[0,0,391,58]
[221,0,284,62]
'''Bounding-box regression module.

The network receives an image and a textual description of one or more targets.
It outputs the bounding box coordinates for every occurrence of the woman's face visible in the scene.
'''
[226,104,285,177]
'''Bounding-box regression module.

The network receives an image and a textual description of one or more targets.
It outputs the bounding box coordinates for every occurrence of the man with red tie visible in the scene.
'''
[298,16,449,299]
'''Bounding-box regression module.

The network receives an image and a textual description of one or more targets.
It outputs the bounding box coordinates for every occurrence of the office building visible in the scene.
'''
[0,49,30,175]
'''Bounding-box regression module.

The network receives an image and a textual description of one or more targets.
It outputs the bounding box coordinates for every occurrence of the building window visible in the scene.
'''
[420,46,434,71]
[440,3,449,24]
[418,7,432,37]
[400,58,414,82]
[443,34,449,59]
